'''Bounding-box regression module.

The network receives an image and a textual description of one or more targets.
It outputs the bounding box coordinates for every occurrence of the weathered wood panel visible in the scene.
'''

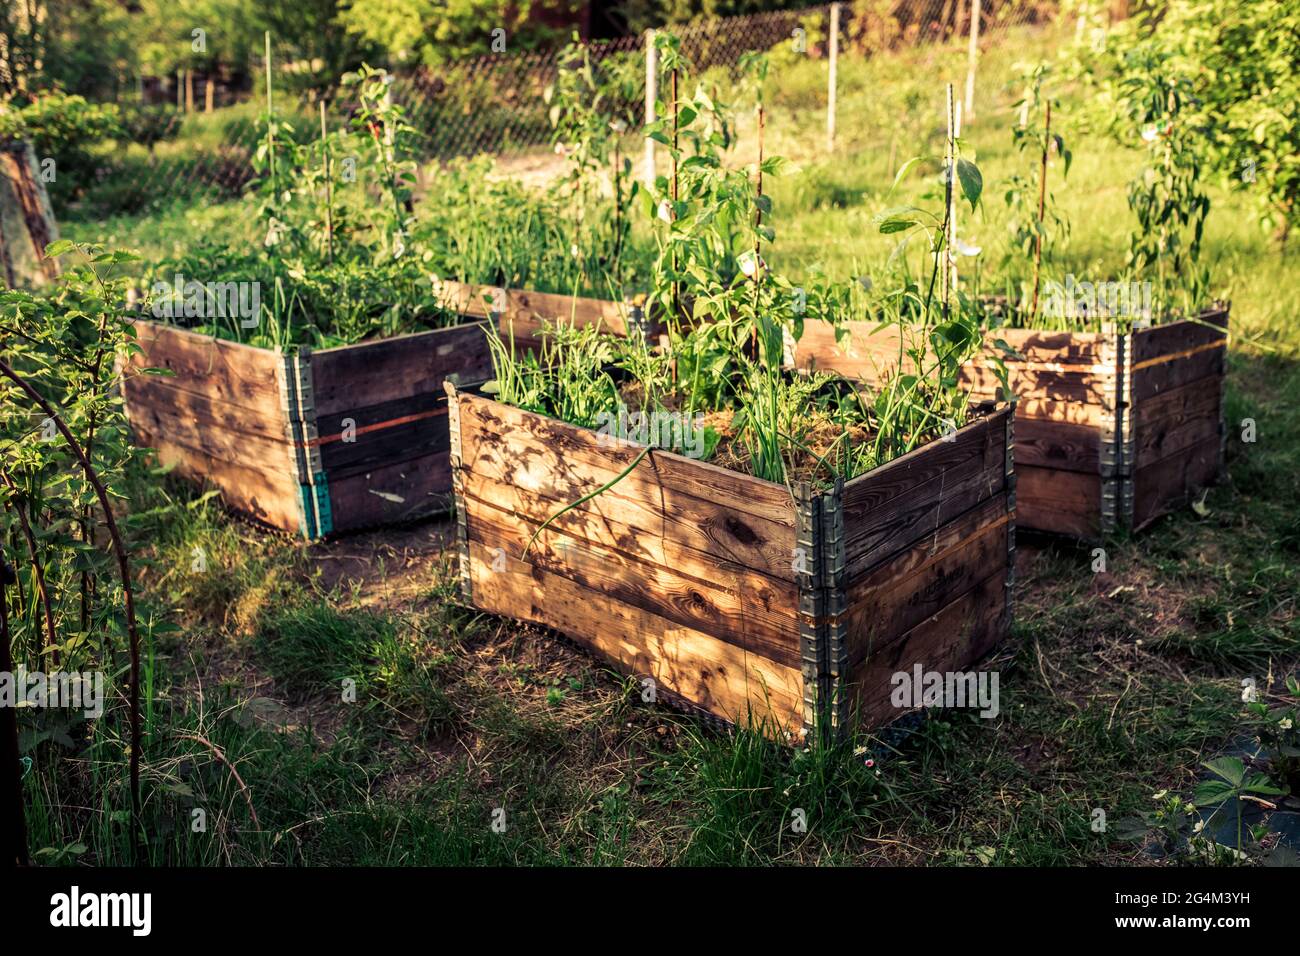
[137,429,301,531]
[1015,417,1100,473]
[841,494,1010,669]
[324,451,453,530]
[1015,466,1101,540]
[846,565,1009,729]
[467,538,806,731]
[1131,376,1222,473]
[1131,435,1221,532]
[455,392,797,576]
[794,308,1227,540]
[310,321,493,415]
[840,410,1007,579]
[467,492,801,667]
[0,141,60,289]
[127,321,283,413]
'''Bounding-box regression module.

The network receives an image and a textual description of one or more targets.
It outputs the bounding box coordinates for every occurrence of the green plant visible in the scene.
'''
[1002,64,1071,325]
[1245,675,1300,795]
[1119,51,1211,315]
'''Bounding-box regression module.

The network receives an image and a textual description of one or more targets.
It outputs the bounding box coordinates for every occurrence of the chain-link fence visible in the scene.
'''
[65,0,1065,218]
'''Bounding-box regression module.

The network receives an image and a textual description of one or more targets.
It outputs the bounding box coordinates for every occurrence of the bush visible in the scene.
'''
[0,92,122,200]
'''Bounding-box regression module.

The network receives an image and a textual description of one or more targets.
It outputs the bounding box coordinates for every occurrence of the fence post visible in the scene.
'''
[826,3,840,153]
[644,29,657,188]
[965,0,981,119]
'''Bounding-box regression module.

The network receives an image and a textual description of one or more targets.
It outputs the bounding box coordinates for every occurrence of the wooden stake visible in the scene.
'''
[1030,100,1051,321]
[644,30,657,188]
[321,101,333,264]
[965,0,981,119]
[827,2,840,152]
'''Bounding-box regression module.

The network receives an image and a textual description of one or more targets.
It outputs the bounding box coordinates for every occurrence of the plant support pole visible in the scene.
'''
[827,3,840,153]
[644,30,657,188]
[1030,100,1051,322]
[965,0,981,119]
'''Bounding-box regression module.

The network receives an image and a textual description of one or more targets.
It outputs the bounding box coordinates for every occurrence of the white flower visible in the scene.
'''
[1193,819,1205,833]
[570,243,579,259]
[738,250,765,278]
[1141,125,1160,143]
[955,238,983,257]
[657,200,672,222]
[1281,717,1294,730]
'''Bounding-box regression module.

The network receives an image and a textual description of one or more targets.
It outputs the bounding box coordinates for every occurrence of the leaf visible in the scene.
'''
[43,239,76,258]
[1192,779,1236,807]
[1202,755,1246,787]
[888,156,922,196]
[875,206,923,235]
[956,158,983,211]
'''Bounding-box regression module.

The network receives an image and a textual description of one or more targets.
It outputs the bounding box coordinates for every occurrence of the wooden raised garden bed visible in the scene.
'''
[120,319,493,538]
[445,383,1015,737]
[792,304,1229,540]
[433,278,653,353]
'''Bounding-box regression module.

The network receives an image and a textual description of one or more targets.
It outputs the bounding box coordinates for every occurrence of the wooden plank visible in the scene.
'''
[468,538,805,731]
[316,397,448,478]
[846,565,1009,729]
[325,450,452,533]
[1129,309,1229,365]
[121,372,287,443]
[963,364,1108,405]
[310,321,493,416]
[1132,375,1223,472]
[128,320,282,413]
[1011,397,1109,428]
[1015,465,1100,539]
[793,320,1111,380]
[137,432,301,531]
[1014,417,1101,473]
[467,492,801,667]
[1131,434,1220,532]
[462,470,797,605]
[126,391,291,475]
[431,278,500,319]
[1131,341,1226,402]
[841,410,1007,579]
[456,392,798,576]
[841,495,1010,671]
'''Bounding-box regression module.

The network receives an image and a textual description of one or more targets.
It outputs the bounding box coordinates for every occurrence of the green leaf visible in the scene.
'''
[1202,755,1246,787]
[43,239,76,259]
[956,159,983,211]
[888,156,922,196]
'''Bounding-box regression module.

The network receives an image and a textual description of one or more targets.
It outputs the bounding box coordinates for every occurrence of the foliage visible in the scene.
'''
[1126,0,1300,244]
[338,0,578,68]
[0,240,151,860]
[0,93,123,204]
[1001,64,1071,323]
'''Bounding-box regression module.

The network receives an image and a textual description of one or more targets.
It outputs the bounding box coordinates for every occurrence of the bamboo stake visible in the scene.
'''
[1030,101,1051,321]
[320,101,333,264]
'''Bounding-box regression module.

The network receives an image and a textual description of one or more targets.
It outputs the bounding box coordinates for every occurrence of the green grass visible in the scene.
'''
[27,20,1300,866]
